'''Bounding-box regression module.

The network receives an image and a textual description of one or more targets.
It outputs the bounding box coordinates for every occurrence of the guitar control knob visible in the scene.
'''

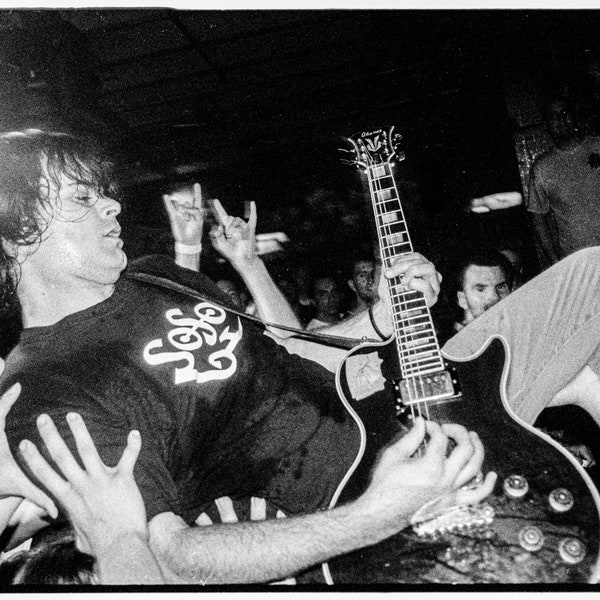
[558,537,586,564]
[518,526,545,552]
[503,475,529,498]
[548,488,574,512]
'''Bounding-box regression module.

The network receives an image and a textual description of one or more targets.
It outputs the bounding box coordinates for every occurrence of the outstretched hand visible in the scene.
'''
[0,359,57,518]
[163,182,204,246]
[209,199,258,269]
[19,413,147,558]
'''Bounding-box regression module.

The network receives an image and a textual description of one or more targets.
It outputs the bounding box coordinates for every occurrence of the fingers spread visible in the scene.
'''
[66,413,104,476]
[13,443,59,519]
[36,414,82,482]
[19,438,68,512]
[117,430,142,474]
[0,382,21,422]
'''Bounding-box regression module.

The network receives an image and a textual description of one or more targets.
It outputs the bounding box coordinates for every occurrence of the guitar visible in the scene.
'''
[323,127,600,584]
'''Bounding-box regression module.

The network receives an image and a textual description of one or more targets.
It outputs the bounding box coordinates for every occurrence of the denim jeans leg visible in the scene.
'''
[442,247,600,424]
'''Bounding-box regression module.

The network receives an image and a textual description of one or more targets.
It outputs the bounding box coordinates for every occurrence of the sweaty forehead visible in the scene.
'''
[464,265,507,287]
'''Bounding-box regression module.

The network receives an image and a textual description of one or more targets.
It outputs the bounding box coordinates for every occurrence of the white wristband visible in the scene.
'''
[175,242,202,255]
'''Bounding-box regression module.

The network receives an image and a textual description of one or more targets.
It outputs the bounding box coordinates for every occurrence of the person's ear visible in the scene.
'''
[348,279,356,293]
[457,290,467,311]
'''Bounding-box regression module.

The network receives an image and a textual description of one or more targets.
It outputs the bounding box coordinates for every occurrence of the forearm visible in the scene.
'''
[96,533,165,585]
[234,259,302,336]
[150,500,406,584]
[175,251,201,272]
[276,301,390,372]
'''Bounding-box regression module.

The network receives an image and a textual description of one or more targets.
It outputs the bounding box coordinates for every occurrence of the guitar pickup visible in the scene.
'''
[399,370,456,404]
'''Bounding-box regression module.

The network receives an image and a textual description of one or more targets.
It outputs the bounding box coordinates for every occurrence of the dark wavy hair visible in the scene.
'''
[0,529,95,585]
[0,129,118,315]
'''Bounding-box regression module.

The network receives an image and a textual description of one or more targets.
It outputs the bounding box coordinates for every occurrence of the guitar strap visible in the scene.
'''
[125,271,368,351]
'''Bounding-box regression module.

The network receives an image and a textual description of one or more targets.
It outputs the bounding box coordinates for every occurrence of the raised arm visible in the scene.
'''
[163,182,204,272]
[210,199,301,336]
[19,413,164,585]
[148,418,495,584]
[277,252,441,372]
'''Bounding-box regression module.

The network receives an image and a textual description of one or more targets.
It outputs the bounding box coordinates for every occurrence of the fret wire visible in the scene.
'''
[368,157,446,380]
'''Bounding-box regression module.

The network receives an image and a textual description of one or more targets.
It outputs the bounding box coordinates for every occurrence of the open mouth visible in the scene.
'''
[105,226,122,238]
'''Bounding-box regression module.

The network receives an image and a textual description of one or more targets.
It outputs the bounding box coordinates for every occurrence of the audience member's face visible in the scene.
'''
[314,277,342,318]
[457,264,510,322]
[545,99,579,145]
[216,279,244,310]
[23,165,126,288]
[349,260,378,304]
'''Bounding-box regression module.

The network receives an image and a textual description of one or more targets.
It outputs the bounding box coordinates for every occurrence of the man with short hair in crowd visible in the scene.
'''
[345,255,379,318]
[527,95,600,267]
[305,273,345,330]
[453,248,513,332]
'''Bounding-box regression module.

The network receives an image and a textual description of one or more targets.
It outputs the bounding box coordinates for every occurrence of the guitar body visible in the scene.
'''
[324,335,600,584]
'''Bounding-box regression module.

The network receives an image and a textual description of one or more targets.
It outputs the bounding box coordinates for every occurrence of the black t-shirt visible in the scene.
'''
[4,256,359,523]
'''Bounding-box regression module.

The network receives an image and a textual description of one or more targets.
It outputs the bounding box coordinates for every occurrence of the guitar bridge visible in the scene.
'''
[399,370,456,404]
[411,503,495,538]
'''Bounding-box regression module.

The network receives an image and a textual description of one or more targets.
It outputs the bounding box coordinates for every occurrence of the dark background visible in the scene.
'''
[1,8,599,280]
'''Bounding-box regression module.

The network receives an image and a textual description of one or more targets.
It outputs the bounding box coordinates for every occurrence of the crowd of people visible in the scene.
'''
[0,79,600,586]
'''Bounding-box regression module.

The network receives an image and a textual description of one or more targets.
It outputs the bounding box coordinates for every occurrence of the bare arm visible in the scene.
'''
[210,199,301,336]
[20,413,164,585]
[149,419,495,584]
[277,252,441,372]
[469,191,523,213]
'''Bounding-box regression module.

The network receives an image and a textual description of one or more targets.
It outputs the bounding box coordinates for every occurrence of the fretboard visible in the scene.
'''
[367,162,445,378]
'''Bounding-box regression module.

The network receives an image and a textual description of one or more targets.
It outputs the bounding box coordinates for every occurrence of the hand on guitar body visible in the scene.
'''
[350,417,496,538]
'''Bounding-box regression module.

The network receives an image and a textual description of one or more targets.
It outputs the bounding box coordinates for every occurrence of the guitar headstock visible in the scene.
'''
[342,126,406,170]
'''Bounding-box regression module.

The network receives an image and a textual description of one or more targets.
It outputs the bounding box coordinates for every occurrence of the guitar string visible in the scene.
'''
[368,147,428,455]
[370,148,446,431]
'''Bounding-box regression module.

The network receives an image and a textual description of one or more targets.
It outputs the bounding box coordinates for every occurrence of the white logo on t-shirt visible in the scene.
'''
[143,302,243,384]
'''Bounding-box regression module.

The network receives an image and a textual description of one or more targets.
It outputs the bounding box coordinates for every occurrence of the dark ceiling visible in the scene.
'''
[1,9,600,219]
